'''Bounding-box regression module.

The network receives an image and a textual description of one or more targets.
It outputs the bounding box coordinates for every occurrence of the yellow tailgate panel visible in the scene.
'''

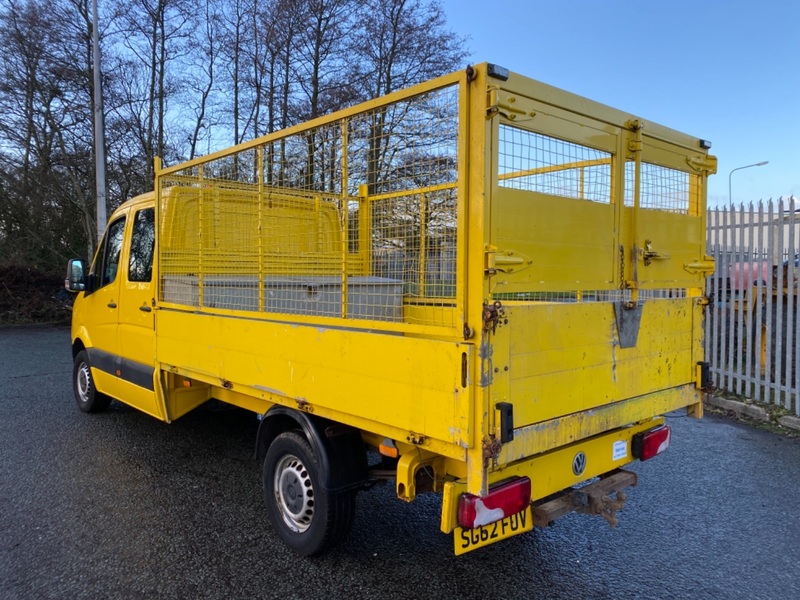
[628,207,707,289]
[505,298,693,427]
[493,188,616,291]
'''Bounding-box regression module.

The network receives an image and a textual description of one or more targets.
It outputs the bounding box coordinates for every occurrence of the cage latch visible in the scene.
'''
[482,300,505,333]
[642,240,671,266]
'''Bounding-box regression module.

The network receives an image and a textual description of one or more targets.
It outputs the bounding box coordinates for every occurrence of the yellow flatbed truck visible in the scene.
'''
[65,63,716,556]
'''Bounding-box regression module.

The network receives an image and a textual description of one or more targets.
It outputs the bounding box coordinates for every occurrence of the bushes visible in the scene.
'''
[0,266,71,325]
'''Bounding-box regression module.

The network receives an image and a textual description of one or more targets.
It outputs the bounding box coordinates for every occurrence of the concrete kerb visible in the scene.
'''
[778,414,800,431]
[705,395,800,433]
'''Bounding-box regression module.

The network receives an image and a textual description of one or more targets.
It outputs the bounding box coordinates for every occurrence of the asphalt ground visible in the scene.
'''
[2,326,800,599]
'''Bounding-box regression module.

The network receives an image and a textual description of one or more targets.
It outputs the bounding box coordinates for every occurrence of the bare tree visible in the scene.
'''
[353,0,467,99]
[294,0,357,120]
[258,0,302,185]
[186,0,223,160]
[349,0,466,194]
[0,0,100,263]
[292,0,357,189]
[0,0,57,187]
[0,0,469,277]
[116,0,194,178]
[219,0,253,147]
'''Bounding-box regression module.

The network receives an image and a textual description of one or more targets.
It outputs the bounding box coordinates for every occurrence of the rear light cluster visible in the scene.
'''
[457,477,531,529]
[632,424,671,461]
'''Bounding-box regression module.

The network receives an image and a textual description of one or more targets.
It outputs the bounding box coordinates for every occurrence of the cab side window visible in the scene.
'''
[98,218,126,287]
[128,208,155,283]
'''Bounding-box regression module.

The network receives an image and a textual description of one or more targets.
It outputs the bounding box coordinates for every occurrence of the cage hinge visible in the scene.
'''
[626,119,644,155]
[684,256,716,276]
[686,154,718,175]
[486,87,533,121]
[485,245,530,275]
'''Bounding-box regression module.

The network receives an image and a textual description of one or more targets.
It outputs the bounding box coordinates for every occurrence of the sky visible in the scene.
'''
[439,0,799,207]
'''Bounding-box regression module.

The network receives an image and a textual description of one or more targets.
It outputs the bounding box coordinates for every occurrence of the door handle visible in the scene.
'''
[139,306,152,313]
[107,302,117,308]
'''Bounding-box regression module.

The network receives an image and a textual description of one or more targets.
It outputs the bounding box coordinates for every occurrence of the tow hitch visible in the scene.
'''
[532,469,637,528]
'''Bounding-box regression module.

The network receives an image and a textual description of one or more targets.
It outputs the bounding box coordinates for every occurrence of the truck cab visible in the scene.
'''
[67,194,160,417]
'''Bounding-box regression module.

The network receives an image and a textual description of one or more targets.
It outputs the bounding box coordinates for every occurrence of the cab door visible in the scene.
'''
[84,214,128,398]
[115,206,163,419]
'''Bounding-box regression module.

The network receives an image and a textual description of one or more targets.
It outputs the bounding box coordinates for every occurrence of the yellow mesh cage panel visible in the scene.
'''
[624,161,692,213]
[158,83,460,330]
[498,125,612,204]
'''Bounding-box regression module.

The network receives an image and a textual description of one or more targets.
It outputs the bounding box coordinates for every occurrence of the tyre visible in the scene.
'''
[73,350,112,413]
[263,431,355,556]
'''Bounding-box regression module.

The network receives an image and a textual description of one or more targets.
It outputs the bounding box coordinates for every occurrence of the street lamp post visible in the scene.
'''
[728,161,768,205]
[92,0,107,246]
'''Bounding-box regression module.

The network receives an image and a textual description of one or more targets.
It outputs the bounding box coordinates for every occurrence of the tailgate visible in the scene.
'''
[499,298,695,428]
[484,76,713,456]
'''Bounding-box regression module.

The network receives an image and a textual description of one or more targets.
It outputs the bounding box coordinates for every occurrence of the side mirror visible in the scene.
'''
[65,259,88,292]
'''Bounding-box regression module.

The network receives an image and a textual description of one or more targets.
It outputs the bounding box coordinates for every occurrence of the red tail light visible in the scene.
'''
[632,424,671,461]
[457,477,531,529]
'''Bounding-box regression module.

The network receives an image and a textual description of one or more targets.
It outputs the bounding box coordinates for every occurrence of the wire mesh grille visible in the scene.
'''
[625,162,691,213]
[493,289,688,303]
[371,188,458,299]
[497,125,612,203]
[158,84,459,328]
[347,88,459,196]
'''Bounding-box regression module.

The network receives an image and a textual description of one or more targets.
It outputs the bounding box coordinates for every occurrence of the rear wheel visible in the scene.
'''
[263,431,355,556]
[72,350,112,413]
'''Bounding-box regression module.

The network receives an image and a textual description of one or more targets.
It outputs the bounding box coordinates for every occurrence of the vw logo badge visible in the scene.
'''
[572,451,587,476]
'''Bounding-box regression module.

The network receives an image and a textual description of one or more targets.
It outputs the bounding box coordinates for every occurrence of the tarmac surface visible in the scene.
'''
[2,326,800,599]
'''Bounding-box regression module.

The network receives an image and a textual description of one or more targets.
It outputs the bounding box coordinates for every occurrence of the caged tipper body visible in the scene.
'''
[66,63,716,556]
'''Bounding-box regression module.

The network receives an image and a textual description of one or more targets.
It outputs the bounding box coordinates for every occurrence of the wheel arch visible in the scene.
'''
[255,406,368,494]
[72,334,88,359]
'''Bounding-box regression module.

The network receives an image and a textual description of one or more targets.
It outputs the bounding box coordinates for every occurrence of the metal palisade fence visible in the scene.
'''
[706,197,800,414]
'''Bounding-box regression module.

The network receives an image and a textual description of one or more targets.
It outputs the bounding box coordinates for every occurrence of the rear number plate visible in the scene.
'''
[453,507,533,555]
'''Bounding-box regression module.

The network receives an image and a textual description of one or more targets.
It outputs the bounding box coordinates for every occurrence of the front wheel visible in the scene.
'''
[263,431,355,556]
[72,350,112,413]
